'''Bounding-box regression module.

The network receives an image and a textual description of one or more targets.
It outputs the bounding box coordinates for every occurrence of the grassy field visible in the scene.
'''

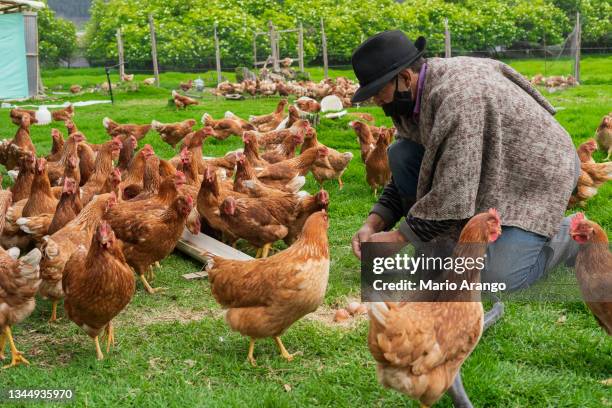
[0,56,611,407]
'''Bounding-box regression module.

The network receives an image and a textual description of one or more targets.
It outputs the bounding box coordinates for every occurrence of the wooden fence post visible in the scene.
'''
[320,17,328,79]
[574,12,581,82]
[444,18,451,58]
[116,28,125,80]
[253,33,257,69]
[214,23,222,84]
[149,14,160,86]
[298,22,305,72]
[268,21,280,72]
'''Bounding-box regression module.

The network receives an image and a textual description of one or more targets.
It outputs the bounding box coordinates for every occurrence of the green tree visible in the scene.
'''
[38,1,78,67]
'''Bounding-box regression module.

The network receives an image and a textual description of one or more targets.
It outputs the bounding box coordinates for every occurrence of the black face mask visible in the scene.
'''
[381,75,414,118]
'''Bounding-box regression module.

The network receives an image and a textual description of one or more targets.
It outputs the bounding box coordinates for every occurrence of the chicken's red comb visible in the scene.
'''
[111,136,123,148]
[570,212,586,230]
[63,177,75,191]
[97,220,112,236]
[488,208,500,222]
[37,157,47,172]
[175,170,186,184]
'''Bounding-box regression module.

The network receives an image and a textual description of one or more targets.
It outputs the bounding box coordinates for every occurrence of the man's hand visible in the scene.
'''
[365,230,409,258]
[351,213,386,260]
[368,230,408,243]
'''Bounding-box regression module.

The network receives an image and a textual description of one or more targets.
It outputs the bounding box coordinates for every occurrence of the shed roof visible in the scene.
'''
[0,1,45,13]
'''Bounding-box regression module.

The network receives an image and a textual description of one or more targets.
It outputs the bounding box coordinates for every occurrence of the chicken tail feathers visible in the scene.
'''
[18,248,42,279]
[369,302,389,327]
[102,117,113,129]
[151,120,163,131]
[7,247,20,260]
[286,176,306,193]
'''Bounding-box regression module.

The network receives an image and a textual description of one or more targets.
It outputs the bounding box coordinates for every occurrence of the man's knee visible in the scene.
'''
[481,227,548,291]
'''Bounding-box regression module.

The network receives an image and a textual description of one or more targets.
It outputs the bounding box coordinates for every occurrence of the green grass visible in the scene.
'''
[0,57,611,407]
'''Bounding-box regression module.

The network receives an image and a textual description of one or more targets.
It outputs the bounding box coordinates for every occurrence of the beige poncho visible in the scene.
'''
[393,57,577,238]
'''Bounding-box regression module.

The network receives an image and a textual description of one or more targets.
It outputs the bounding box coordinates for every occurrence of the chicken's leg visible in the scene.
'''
[94,336,104,360]
[255,248,262,258]
[105,322,115,353]
[373,188,378,197]
[139,274,165,294]
[338,178,344,190]
[247,338,257,367]
[274,336,294,362]
[261,243,272,258]
[0,330,6,360]
[49,301,58,322]
[2,326,30,369]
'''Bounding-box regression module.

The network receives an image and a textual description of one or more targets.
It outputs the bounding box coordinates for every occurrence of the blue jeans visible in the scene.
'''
[387,138,579,292]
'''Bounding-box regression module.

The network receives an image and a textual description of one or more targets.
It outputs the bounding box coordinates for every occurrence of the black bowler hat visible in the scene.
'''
[351,30,426,103]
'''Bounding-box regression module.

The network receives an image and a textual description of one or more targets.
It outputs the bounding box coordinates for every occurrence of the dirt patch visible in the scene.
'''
[118,304,224,328]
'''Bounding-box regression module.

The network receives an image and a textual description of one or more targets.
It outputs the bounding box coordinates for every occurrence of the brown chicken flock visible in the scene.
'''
[569,112,612,208]
[0,97,348,366]
[214,76,359,108]
[530,74,579,90]
[0,95,609,408]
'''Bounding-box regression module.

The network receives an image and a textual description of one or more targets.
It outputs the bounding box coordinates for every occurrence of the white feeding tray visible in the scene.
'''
[320,95,343,112]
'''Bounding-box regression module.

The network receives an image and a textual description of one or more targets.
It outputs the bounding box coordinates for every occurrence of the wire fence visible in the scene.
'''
[62,15,611,83]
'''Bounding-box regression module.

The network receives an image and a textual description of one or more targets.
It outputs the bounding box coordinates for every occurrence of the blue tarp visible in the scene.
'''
[0,13,28,100]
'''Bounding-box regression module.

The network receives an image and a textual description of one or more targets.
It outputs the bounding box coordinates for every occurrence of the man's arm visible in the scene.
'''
[369,177,409,230]
[399,215,461,245]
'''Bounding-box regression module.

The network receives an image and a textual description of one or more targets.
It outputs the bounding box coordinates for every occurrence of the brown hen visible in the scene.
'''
[206,210,330,366]
[63,221,135,360]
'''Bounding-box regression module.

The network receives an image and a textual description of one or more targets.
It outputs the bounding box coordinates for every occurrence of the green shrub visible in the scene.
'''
[83,0,608,69]
[38,1,77,67]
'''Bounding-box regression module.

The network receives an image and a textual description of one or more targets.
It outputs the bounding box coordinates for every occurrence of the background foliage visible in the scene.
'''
[76,0,608,68]
[38,1,78,67]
